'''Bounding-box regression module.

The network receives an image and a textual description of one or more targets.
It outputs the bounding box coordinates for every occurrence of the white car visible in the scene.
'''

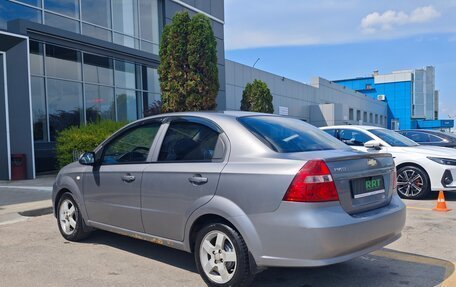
[321,125,456,199]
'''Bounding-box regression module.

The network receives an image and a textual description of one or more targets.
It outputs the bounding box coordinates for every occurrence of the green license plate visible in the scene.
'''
[351,176,385,199]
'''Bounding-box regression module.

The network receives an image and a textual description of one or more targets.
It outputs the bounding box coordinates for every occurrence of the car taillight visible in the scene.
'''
[392,169,397,190]
[283,160,339,202]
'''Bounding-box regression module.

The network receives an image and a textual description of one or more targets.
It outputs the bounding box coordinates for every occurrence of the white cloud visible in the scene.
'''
[225,1,455,50]
[361,6,441,34]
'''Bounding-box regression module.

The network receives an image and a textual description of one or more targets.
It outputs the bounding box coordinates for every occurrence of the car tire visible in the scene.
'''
[396,165,430,199]
[57,193,91,241]
[194,223,254,287]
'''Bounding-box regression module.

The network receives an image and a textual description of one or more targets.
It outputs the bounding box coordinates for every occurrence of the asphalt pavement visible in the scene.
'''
[0,175,455,286]
[0,214,452,287]
[0,175,54,225]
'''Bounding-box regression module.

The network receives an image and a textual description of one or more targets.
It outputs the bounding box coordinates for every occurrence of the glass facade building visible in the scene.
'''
[29,40,160,142]
[0,0,226,178]
[1,0,161,53]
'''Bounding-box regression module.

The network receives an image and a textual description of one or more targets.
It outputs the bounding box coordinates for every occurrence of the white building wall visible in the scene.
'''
[225,60,388,127]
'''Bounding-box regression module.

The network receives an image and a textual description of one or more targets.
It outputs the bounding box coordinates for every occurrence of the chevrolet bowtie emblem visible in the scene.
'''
[367,158,378,167]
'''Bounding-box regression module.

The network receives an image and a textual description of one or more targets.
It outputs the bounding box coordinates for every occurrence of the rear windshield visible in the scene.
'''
[238,116,349,153]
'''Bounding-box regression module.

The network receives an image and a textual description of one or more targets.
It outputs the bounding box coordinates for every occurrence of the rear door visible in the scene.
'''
[141,117,228,241]
[406,131,431,144]
[83,121,161,232]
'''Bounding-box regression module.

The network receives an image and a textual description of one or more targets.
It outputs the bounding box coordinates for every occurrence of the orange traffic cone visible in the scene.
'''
[433,191,452,212]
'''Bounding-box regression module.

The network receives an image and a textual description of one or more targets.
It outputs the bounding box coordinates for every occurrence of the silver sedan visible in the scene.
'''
[52,111,405,287]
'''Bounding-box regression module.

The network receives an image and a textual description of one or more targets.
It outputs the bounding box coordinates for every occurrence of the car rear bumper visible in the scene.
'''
[249,194,406,267]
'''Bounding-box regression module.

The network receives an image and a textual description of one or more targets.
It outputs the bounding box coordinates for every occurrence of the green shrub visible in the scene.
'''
[56,121,127,168]
[159,12,219,112]
[241,79,274,113]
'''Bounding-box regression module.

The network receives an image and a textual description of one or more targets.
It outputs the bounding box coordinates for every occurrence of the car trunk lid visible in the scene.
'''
[283,149,396,214]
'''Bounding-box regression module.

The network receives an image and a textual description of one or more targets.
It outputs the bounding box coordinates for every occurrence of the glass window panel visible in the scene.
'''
[82,23,112,42]
[47,79,83,141]
[15,0,41,7]
[348,108,354,121]
[30,41,44,75]
[115,60,140,89]
[31,76,48,142]
[139,0,159,43]
[81,0,111,28]
[113,33,139,49]
[239,116,347,153]
[158,122,221,162]
[45,44,82,81]
[44,0,79,18]
[85,84,115,123]
[141,66,160,93]
[143,92,161,117]
[140,40,159,54]
[116,89,139,122]
[83,53,114,85]
[102,123,160,164]
[45,12,80,33]
[112,0,139,37]
[0,1,42,29]
[339,129,373,146]
[145,92,161,106]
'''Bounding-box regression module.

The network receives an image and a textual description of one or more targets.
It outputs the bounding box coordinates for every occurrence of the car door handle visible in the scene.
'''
[121,174,136,183]
[188,175,208,185]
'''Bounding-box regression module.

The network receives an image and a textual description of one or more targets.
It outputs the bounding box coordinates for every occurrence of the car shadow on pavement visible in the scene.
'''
[83,230,198,272]
[82,231,453,287]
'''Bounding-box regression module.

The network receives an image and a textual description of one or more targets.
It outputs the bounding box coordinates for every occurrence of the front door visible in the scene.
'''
[141,118,228,241]
[338,128,374,152]
[83,121,161,232]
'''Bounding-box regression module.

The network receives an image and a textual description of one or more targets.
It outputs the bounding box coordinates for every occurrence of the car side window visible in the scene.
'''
[102,123,161,164]
[158,121,224,162]
[407,132,430,143]
[339,129,373,146]
[428,134,445,143]
[323,129,337,137]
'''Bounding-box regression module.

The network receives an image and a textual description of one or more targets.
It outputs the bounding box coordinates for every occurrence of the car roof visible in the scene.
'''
[399,129,443,134]
[139,110,278,122]
[320,125,385,131]
[400,129,456,139]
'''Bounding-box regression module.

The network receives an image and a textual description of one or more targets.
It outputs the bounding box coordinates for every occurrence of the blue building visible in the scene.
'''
[334,67,454,131]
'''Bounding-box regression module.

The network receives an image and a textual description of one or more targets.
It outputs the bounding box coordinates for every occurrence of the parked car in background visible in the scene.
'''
[53,112,405,287]
[397,129,456,148]
[321,125,456,200]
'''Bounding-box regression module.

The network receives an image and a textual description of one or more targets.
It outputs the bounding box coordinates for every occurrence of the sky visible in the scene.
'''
[224,0,456,118]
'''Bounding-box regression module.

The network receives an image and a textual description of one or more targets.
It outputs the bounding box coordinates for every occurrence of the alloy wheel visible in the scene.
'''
[59,199,77,235]
[397,169,424,197]
[199,230,237,284]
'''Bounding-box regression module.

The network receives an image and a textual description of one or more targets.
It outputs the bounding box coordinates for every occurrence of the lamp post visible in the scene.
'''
[253,58,260,68]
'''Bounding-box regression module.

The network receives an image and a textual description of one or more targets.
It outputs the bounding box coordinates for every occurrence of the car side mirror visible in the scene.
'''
[79,152,95,166]
[364,140,382,150]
